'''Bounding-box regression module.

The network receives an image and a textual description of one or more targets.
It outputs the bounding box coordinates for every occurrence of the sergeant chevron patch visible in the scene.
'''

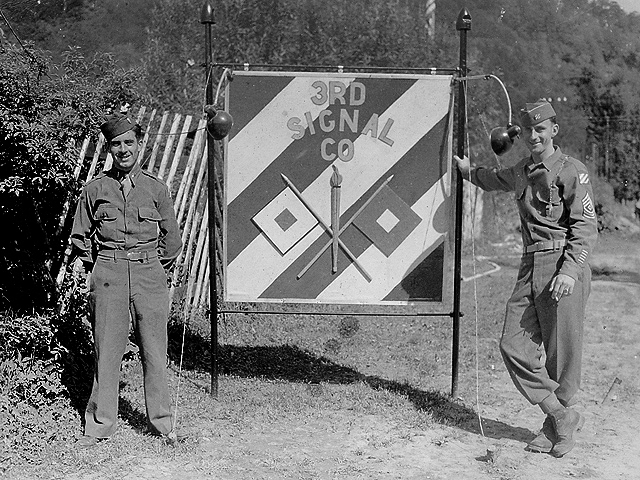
[582,192,596,219]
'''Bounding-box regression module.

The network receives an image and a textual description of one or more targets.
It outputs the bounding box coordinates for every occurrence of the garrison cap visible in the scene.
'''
[100,113,135,142]
[519,100,557,127]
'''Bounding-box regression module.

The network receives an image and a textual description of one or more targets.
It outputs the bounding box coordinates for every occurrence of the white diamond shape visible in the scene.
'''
[377,209,400,233]
[252,187,317,255]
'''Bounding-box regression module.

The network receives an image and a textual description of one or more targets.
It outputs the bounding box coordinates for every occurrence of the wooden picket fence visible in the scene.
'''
[55,106,215,318]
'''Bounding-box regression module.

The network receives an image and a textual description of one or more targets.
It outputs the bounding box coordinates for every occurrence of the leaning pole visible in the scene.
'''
[452,8,471,399]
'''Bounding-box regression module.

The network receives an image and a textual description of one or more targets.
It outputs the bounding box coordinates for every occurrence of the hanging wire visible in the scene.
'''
[171,63,231,434]
[462,78,486,439]
[214,68,232,106]
[456,74,514,126]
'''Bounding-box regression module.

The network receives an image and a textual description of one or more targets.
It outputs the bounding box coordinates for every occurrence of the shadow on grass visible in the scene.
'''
[117,393,149,433]
[166,325,534,444]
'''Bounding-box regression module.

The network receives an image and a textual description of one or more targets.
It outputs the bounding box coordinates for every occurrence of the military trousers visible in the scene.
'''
[499,250,591,407]
[85,251,173,438]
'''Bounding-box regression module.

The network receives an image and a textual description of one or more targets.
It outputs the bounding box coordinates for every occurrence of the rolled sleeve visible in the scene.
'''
[470,165,518,193]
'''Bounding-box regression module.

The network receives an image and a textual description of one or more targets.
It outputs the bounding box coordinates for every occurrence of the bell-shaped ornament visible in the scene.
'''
[490,124,521,156]
[208,110,234,140]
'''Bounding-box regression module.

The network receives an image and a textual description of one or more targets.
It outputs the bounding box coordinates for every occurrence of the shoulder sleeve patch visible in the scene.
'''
[579,172,590,184]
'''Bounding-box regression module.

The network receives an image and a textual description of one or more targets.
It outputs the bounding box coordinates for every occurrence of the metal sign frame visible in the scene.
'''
[222,70,455,315]
[202,3,472,398]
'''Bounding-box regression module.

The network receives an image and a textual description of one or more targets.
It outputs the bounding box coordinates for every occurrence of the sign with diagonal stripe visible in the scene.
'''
[223,71,454,307]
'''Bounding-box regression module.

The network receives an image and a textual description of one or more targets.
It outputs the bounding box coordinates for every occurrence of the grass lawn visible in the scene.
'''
[2,240,523,480]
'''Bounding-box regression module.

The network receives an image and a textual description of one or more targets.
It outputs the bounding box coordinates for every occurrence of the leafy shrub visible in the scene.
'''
[0,42,145,312]
[0,311,72,463]
[0,282,94,465]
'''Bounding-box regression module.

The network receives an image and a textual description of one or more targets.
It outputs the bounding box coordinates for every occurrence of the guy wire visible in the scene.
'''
[462,79,486,438]
[172,65,229,433]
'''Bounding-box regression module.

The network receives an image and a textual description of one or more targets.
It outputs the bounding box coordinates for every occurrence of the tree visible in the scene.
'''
[142,0,444,113]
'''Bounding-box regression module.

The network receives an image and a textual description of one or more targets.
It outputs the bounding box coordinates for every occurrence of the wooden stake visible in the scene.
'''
[138,108,157,165]
[165,115,193,191]
[147,111,169,173]
[157,113,182,179]
[193,234,209,311]
[175,119,206,218]
[184,205,209,318]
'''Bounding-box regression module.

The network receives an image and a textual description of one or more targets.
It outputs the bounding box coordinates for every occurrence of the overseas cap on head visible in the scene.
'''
[519,100,556,127]
[100,113,135,142]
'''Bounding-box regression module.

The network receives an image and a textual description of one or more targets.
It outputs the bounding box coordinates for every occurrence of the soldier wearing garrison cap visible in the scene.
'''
[455,100,597,457]
[70,112,183,447]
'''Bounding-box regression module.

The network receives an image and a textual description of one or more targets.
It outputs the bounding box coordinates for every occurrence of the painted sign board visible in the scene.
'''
[223,71,454,310]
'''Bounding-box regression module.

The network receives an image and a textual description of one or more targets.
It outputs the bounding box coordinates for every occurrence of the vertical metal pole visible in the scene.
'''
[452,8,471,399]
[201,0,218,397]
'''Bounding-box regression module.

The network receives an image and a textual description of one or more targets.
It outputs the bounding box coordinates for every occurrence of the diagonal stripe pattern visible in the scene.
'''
[224,72,454,305]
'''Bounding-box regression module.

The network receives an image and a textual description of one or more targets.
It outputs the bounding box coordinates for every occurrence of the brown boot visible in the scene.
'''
[550,408,585,457]
[527,415,556,453]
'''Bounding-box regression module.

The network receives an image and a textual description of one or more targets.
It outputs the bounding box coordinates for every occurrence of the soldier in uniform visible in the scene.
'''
[454,100,598,457]
[71,113,183,447]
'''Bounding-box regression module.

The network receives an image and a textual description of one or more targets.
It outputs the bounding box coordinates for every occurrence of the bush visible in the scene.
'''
[0,279,94,465]
[0,42,145,312]
[0,311,73,463]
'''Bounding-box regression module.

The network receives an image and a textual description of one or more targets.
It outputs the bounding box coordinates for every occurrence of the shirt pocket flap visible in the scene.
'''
[534,188,561,206]
[95,206,118,221]
[139,206,162,222]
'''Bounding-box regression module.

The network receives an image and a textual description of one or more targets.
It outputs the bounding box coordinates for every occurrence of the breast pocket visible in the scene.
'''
[138,206,162,241]
[95,206,119,241]
[534,185,562,220]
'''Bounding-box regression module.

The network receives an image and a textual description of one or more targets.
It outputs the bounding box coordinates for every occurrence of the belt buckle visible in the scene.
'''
[126,251,145,261]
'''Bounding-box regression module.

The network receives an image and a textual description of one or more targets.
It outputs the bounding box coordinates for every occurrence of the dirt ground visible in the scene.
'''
[58,231,640,480]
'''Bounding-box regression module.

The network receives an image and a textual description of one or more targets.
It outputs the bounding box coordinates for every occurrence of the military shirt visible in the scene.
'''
[71,163,182,271]
[470,147,597,280]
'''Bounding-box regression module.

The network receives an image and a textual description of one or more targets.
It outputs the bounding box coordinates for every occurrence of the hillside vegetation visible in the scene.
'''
[5,0,640,198]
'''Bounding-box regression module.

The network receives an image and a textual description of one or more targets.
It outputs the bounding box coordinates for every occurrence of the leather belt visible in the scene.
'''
[524,240,567,254]
[98,250,157,261]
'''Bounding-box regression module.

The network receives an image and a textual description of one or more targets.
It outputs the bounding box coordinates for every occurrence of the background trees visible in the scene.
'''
[2,0,640,311]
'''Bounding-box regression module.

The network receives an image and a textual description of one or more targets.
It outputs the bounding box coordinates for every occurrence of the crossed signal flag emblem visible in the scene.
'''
[264,164,423,285]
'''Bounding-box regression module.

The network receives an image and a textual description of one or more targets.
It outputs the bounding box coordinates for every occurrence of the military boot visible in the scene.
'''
[550,408,585,457]
[527,415,556,453]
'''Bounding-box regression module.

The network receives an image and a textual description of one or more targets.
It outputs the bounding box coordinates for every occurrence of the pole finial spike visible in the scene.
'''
[200,0,215,24]
[456,8,472,31]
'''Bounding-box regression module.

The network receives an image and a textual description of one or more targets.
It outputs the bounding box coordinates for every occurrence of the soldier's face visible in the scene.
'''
[523,119,558,158]
[109,130,141,172]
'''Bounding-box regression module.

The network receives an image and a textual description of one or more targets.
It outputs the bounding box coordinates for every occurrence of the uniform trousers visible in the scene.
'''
[85,251,173,438]
[499,250,591,407]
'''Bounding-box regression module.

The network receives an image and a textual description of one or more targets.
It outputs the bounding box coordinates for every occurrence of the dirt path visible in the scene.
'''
[59,234,640,480]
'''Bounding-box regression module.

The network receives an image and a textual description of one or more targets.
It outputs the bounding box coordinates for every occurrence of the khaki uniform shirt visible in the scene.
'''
[470,147,597,280]
[71,163,182,271]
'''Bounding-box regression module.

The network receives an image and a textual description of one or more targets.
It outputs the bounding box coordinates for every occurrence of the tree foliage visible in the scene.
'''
[142,0,447,112]
[0,42,144,310]
[4,0,640,309]
[138,0,640,201]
